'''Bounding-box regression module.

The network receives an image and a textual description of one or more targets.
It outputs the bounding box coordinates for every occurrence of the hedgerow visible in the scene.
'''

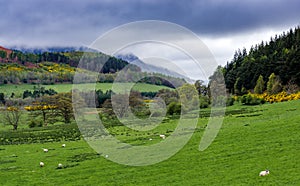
[0,124,81,145]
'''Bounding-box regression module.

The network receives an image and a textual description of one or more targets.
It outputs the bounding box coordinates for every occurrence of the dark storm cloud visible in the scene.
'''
[0,0,299,46]
[108,0,300,34]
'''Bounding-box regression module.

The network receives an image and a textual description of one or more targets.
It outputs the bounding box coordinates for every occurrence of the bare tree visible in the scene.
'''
[2,106,22,130]
[286,79,299,94]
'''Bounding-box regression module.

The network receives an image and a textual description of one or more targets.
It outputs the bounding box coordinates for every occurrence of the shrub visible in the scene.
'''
[0,92,5,105]
[167,102,181,115]
[28,120,43,128]
[211,96,236,107]
[241,94,265,105]
[253,91,300,103]
[199,95,210,108]
[226,96,235,106]
[211,96,227,107]
[150,110,164,117]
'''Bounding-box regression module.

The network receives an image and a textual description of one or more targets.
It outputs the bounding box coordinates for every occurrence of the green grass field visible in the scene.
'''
[0,83,172,97]
[0,100,300,185]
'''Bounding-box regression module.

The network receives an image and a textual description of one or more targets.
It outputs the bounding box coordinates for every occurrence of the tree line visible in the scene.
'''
[0,81,211,130]
[223,26,300,95]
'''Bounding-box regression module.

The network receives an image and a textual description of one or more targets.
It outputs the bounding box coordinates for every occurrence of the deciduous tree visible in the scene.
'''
[2,104,23,130]
[52,92,74,124]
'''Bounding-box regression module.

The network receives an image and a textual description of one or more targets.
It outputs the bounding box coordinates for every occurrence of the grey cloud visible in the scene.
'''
[0,0,300,47]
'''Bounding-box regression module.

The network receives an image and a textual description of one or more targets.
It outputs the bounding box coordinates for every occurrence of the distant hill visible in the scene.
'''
[0,46,12,59]
[115,53,193,83]
[0,46,131,73]
[0,45,186,87]
[222,26,300,94]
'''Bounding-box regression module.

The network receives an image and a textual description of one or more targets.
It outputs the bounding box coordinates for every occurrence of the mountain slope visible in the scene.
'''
[115,53,193,83]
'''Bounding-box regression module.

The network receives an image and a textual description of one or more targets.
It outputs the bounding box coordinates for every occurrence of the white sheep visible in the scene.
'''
[39,162,44,167]
[58,163,63,169]
[43,148,48,153]
[159,134,166,139]
[62,144,66,148]
[259,170,269,176]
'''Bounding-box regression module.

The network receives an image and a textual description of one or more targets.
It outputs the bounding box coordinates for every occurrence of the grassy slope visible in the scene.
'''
[0,100,300,185]
[0,83,172,97]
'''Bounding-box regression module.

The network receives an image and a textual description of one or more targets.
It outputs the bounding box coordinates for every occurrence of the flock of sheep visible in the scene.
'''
[38,135,168,169]
[38,135,167,169]
[38,136,270,178]
[39,143,66,169]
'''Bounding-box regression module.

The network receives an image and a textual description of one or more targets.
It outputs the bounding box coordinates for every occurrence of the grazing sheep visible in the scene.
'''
[57,163,63,169]
[149,138,153,141]
[43,148,48,153]
[259,170,269,176]
[62,144,66,148]
[39,162,44,167]
[159,134,166,139]
[105,155,109,158]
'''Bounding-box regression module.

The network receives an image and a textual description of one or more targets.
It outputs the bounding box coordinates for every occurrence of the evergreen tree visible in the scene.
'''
[234,77,242,95]
[0,93,5,105]
[223,26,300,93]
[194,80,207,96]
[267,73,276,94]
[254,75,265,94]
[0,51,7,59]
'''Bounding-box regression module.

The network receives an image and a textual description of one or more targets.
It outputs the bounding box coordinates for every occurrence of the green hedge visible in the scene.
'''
[0,124,81,145]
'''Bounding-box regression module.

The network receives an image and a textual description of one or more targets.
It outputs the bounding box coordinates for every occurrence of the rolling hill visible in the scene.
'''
[0,99,299,185]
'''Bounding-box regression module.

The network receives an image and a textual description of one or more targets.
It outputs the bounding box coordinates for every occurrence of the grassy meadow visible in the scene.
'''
[0,83,172,97]
[0,100,300,185]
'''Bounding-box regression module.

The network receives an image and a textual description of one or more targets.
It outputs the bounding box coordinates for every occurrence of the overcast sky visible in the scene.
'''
[1,0,300,80]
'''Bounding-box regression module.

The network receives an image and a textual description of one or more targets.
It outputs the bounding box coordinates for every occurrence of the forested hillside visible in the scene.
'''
[0,49,131,73]
[0,46,185,87]
[224,26,300,95]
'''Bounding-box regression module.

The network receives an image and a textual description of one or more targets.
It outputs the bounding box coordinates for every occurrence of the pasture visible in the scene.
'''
[0,83,172,97]
[0,100,300,185]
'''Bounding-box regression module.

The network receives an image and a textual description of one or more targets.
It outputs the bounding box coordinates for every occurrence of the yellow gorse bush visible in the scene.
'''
[7,106,19,111]
[8,67,23,71]
[250,91,300,103]
[144,99,155,103]
[233,95,239,101]
[24,105,57,111]
[39,63,75,73]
